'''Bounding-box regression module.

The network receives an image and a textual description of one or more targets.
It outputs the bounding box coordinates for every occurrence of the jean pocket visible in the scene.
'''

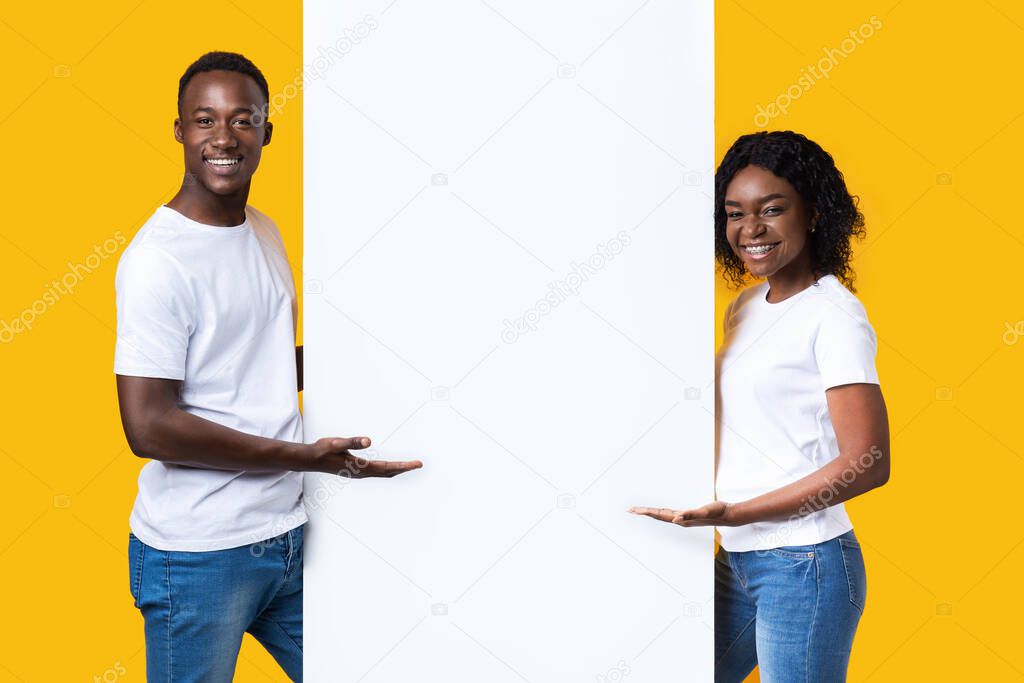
[839,537,866,613]
[128,533,145,609]
[767,546,816,560]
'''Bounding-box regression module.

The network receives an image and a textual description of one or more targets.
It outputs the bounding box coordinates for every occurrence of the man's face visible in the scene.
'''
[174,70,271,197]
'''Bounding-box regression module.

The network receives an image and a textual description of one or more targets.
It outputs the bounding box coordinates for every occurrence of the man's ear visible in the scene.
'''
[173,117,184,144]
[263,121,273,147]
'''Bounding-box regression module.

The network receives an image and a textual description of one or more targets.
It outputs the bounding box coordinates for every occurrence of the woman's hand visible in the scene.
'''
[628,501,737,527]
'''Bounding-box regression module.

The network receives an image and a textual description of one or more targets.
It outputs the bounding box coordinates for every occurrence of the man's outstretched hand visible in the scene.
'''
[308,437,423,478]
[628,501,735,527]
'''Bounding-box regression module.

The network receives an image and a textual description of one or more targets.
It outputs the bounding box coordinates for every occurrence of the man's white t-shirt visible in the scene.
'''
[715,275,880,552]
[114,205,306,552]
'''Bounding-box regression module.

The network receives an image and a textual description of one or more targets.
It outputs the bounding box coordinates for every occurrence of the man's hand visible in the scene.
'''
[628,501,736,527]
[308,437,423,478]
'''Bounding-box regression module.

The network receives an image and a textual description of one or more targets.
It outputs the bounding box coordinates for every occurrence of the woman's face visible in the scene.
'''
[724,165,816,280]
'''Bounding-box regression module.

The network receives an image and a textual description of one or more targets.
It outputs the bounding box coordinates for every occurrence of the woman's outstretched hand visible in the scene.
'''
[628,501,736,527]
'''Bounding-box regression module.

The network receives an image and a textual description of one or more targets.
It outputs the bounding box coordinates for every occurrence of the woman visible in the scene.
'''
[631,130,890,682]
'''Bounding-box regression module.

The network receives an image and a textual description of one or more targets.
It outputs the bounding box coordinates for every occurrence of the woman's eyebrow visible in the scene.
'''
[724,192,786,207]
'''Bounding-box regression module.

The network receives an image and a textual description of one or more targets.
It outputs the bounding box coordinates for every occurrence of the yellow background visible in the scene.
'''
[0,1,1020,680]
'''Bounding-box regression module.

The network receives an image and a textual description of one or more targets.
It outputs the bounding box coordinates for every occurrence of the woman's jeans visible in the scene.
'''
[128,525,304,682]
[715,529,866,682]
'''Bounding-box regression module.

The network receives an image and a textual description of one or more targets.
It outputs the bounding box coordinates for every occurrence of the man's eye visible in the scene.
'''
[197,118,212,125]
[234,119,251,127]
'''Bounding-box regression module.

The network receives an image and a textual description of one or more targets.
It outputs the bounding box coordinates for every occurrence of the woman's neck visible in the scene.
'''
[765,255,819,303]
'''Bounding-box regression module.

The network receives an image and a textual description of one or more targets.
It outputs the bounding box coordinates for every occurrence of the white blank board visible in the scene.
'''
[303,1,714,680]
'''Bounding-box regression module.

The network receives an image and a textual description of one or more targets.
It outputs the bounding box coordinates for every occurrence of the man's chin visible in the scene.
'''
[193,172,250,197]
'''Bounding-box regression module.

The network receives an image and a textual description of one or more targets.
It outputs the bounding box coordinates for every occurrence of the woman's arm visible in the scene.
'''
[631,383,889,527]
[721,383,889,526]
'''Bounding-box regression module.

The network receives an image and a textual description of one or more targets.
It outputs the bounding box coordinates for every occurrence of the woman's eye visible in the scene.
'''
[763,206,781,215]
[727,212,742,220]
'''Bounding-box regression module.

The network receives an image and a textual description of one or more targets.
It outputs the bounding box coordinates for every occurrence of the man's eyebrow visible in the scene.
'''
[190,106,257,115]
[724,192,786,207]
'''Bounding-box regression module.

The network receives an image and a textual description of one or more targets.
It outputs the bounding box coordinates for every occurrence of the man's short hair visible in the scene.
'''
[177,51,270,113]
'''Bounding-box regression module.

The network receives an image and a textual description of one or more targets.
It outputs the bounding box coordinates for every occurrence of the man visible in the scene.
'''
[114,51,422,682]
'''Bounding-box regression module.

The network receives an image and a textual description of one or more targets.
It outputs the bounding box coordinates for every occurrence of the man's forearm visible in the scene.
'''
[129,405,316,473]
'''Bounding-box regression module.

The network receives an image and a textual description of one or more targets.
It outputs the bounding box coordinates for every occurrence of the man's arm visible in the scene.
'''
[116,374,421,477]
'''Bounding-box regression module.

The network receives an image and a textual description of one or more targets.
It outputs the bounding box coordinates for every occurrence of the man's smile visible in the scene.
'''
[202,154,243,174]
[203,154,243,171]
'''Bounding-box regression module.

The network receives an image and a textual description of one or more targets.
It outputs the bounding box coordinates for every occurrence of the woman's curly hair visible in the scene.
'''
[714,131,865,290]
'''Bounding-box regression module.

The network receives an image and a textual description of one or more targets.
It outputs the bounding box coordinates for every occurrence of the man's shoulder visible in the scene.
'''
[117,207,194,280]
[244,204,274,224]
[124,206,192,253]
[245,205,289,255]
[245,204,279,235]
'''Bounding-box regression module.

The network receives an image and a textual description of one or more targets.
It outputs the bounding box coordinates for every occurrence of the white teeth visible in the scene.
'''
[206,158,240,166]
[744,243,776,255]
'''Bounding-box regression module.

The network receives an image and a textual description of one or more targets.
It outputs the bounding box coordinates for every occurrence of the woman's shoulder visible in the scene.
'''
[811,275,872,325]
[728,280,770,312]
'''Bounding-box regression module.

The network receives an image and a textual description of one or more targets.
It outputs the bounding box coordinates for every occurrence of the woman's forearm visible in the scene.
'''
[725,445,889,526]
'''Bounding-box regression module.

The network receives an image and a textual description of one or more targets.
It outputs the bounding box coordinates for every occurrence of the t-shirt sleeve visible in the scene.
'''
[813,298,880,390]
[113,246,194,380]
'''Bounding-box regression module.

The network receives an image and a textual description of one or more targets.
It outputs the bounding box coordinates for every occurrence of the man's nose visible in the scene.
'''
[210,122,238,148]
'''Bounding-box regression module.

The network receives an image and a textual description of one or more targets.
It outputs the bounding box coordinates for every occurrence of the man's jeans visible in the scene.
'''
[128,524,304,682]
[715,529,866,682]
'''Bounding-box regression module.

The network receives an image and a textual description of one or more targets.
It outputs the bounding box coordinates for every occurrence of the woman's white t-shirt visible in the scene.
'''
[715,275,880,552]
[114,205,306,552]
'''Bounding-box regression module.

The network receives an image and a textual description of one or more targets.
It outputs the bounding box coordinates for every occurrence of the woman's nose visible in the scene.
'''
[742,219,767,238]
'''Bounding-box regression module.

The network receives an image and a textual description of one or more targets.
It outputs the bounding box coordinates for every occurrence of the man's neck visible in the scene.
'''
[166,181,250,227]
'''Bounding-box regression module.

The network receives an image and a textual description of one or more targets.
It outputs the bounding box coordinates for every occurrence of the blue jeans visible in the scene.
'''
[715,530,866,682]
[128,525,304,682]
